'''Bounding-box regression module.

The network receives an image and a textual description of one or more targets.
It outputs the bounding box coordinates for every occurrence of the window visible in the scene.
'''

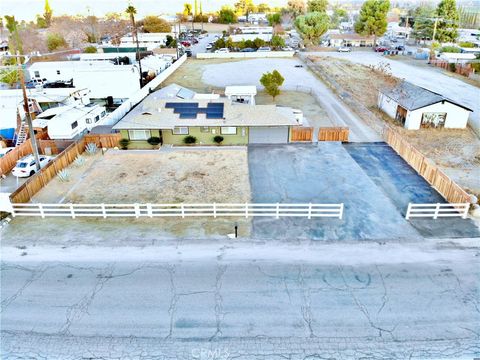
[128,130,151,140]
[101,111,106,117]
[71,121,78,129]
[173,127,188,135]
[221,127,237,135]
[94,115,100,123]
[200,126,209,133]
[86,118,92,124]
[34,71,40,78]
[56,70,61,75]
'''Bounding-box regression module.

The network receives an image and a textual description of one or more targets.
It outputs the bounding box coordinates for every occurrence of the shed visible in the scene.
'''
[378,81,472,130]
[225,86,257,105]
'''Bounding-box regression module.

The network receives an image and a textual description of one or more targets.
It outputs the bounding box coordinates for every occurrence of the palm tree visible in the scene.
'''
[126,4,137,43]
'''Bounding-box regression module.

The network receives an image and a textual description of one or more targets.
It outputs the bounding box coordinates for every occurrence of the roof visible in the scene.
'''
[379,81,473,112]
[225,86,257,96]
[329,33,374,41]
[113,98,299,130]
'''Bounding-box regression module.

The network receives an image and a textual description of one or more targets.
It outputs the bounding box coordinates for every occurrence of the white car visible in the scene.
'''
[206,43,213,50]
[0,147,14,158]
[337,47,351,52]
[257,46,271,52]
[215,48,230,53]
[12,154,52,177]
[282,46,294,51]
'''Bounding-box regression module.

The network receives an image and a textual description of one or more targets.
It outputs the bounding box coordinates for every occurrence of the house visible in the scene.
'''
[458,28,480,47]
[112,85,304,147]
[328,33,375,47]
[378,81,472,130]
[119,32,174,51]
[230,26,273,42]
[387,22,411,40]
[437,52,476,64]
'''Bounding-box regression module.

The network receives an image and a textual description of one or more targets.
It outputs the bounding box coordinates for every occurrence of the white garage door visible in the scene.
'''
[249,127,289,144]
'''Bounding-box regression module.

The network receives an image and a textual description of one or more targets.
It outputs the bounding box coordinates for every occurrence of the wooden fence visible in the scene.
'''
[318,127,349,142]
[84,133,122,148]
[0,141,33,177]
[429,60,473,77]
[384,126,471,204]
[10,202,344,219]
[9,138,87,203]
[290,127,313,142]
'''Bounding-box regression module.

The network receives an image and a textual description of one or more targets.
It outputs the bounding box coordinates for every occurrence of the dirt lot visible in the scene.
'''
[308,55,480,196]
[33,148,251,204]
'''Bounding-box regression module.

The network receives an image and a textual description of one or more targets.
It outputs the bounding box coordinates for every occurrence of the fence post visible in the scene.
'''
[339,203,344,220]
[70,203,75,219]
[405,203,411,220]
[147,203,152,218]
[213,202,217,218]
[181,203,185,218]
[462,204,469,219]
[134,203,140,218]
[308,203,312,220]
[101,203,107,219]
[39,203,45,219]
[434,203,440,219]
[276,203,280,219]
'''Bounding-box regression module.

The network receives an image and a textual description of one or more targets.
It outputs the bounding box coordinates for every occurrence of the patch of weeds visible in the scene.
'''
[16,245,27,250]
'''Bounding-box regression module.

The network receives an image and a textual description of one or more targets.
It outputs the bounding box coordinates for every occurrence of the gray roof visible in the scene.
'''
[380,81,473,112]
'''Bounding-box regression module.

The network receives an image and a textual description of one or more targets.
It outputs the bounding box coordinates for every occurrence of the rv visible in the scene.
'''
[47,104,107,140]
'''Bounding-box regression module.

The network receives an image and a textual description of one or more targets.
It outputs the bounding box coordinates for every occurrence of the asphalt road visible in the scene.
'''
[2,241,479,359]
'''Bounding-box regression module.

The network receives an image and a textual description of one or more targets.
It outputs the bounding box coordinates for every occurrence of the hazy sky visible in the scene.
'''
[1,0,288,21]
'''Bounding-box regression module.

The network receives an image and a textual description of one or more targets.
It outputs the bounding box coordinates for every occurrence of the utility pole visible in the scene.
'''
[133,20,143,88]
[17,52,41,171]
[432,17,439,42]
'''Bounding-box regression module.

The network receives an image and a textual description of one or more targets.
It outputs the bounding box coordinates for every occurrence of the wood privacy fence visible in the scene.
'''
[10,202,345,219]
[290,127,313,142]
[318,127,349,142]
[84,133,122,148]
[384,126,471,204]
[406,203,469,220]
[0,141,33,177]
[9,138,87,203]
[429,60,473,77]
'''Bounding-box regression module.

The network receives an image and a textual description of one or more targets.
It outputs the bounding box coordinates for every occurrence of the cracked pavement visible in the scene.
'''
[1,241,479,359]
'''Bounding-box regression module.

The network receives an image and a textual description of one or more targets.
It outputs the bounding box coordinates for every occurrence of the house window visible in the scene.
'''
[128,129,151,140]
[200,126,209,133]
[86,118,92,124]
[56,70,61,75]
[173,127,188,135]
[94,115,100,123]
[71,121,78,129]
[221,127,237,135]
[101,111,106,117]
[34,71,40,78]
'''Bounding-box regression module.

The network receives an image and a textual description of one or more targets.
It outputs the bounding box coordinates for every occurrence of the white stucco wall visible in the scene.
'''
[406,102,470,130]
[229,33,272,42]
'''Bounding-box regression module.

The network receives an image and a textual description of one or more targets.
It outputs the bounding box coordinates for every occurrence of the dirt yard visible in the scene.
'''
[33,148,251,204]
[308,55,480,196]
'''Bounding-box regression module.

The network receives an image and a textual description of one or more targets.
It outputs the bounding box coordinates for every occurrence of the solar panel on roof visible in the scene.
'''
[164,102,224,119]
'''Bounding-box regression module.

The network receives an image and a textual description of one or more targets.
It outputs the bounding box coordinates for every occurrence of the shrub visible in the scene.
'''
[119,138,130,149]
[147,136,161,146]
[183,135,197,144]
[46,33,68,51]
[85,142,97,155]
[449,63,457,72]
[459,42,475,48]
[440,46,461,53]
[83,45,97,53]
[213,135,224,144]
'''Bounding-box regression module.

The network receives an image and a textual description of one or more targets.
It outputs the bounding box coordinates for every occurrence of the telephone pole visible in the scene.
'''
[17,52,41,171]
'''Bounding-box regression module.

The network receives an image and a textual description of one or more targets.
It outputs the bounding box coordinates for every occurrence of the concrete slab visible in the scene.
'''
[248,143,420,241]
[344,143,480,238]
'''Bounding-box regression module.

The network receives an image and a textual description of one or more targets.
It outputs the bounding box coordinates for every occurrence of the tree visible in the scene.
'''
[234,0,256,17]
[267,13,282,26]
[44,0,53,27]
[218,6,237,24]
[0,68,19,87]
[307,0,328,13]
[354,0,390,46]
[46,33,67,51]
[435,0,459,42]
[287,0,306,17]
[411,4,435,42]
[142,16,171,33]
[257,3,271,13]
[330,6,348,28]
[295,11,330,44]
[271,35,286,48]
[253,37,265,48]
[36,15,48,28]
[183,3,192,17]
[125,4,137,43]
[260,70,285,100]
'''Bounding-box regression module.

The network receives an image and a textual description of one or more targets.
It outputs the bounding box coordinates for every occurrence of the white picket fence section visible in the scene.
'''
[11,203,344,219]
[405,203,469,220]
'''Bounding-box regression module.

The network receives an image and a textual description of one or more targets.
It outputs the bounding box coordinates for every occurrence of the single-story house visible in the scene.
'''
[112,87,303,146]
[328,33,375,47]
[437,52,477,64]
[378,81,472,130]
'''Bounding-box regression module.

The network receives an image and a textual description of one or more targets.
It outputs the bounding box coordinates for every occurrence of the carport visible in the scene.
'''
[249,126,289,144]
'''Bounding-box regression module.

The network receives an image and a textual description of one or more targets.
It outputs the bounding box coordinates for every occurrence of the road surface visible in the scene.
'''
[2,241,479,359]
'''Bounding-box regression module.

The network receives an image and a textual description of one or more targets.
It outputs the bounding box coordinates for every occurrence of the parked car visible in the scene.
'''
[180,41,191,47]
[215,48,230,53]
[12,154,52,177]
[191,38,199,44]
[337,47,351,52]
[395,45,405,51]
[257,46,271,52]
[0,147,14,158]
[240,47,256,52]
[375,46,388,52]
[185,49,192,57]
[206,43,213,50]
[282,46,294,51]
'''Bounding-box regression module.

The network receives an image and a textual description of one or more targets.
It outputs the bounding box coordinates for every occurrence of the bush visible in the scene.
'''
[459,42,475,48]
[183,135,197,144]
[440,46,461,53]
[147,136,161,145]
[83,45,97,53]
[119,138,130,150]
[449,63,457,72]
[46,33,68,51]
[213,135,224,144]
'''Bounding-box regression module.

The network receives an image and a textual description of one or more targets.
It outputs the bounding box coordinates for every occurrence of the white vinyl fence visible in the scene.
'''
[405,203,469,220]
[11,203,344,219]
[196,51,295,59]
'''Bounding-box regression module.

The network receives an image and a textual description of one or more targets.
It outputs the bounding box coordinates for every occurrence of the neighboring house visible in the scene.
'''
[458,28,480,47]
[378,81,472,130]
[387,22,411,40]
[437,52,477,64]
[328,33,375,47]
[112,85,303,147]
[230,26,273,42]
[120,32,174,51]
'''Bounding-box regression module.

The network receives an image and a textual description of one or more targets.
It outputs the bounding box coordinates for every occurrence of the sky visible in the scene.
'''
[1,0,288,21]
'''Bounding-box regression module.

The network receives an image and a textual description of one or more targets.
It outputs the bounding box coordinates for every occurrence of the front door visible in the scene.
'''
[395,105,407,125]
